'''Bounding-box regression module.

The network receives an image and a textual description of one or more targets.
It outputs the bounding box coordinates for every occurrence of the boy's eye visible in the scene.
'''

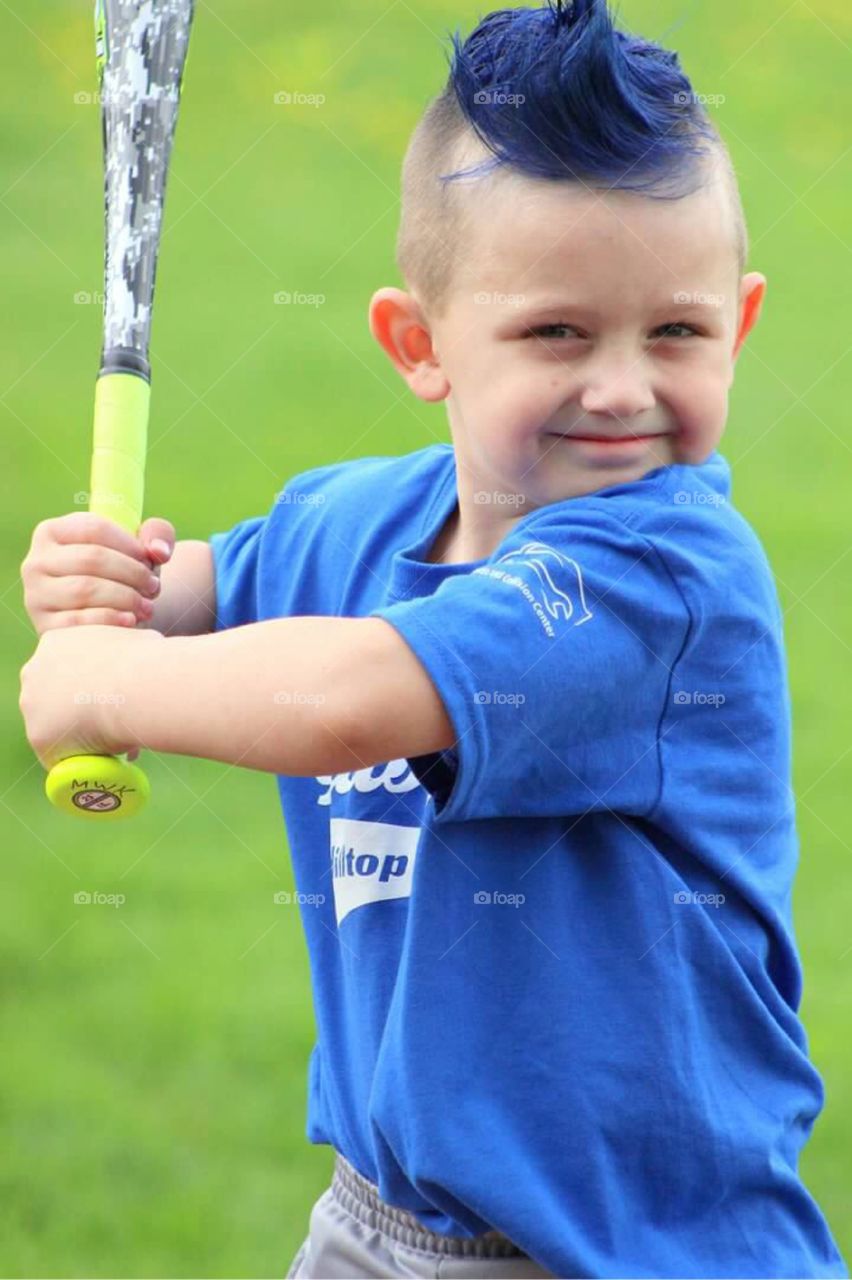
[526,324,583,340]
[526,321,702,341]
[652,322,700,339]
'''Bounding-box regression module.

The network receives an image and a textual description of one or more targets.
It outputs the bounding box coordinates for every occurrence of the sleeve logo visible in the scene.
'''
[475,540,593,637]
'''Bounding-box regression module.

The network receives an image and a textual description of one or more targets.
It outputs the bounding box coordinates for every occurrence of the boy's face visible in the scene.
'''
[371,159,765,516]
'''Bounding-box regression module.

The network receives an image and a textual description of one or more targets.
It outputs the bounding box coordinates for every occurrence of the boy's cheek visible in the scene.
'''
[672,414,727,465]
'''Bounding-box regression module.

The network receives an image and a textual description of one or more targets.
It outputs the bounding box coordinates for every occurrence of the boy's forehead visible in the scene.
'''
[463,164,739,300]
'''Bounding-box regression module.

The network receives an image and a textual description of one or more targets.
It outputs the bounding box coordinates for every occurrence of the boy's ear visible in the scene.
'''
[732,272,767,362]
[368,287,450,403]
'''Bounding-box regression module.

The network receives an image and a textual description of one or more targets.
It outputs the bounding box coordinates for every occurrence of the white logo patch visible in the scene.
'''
[330,817,419,925]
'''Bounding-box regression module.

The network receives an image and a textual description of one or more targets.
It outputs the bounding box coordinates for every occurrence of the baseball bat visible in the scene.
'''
[45,0,194,819]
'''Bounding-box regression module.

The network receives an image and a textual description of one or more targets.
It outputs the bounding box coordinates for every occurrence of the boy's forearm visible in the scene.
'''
[124,618,374,775]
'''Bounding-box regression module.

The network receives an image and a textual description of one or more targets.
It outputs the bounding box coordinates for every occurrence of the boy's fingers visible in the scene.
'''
[43,544,161,596]
[34,513,151,566]
[138,517,175,565]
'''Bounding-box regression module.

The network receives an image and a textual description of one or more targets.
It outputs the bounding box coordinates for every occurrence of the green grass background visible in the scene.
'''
[1,0,850,1274]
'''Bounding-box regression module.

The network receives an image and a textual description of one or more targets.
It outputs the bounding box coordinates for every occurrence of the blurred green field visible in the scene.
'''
[1,0,850,1274]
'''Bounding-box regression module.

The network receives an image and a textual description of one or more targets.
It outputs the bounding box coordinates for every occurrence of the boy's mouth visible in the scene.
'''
[547,432,670,447]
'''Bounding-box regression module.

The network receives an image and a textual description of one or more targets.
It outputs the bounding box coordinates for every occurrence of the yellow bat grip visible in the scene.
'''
[44,372,152,819]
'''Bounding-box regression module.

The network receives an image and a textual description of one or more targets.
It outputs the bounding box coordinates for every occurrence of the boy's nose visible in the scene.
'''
[578,358,656,419]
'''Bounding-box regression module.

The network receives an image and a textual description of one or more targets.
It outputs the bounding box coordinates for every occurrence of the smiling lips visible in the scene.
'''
[549,432,669,446]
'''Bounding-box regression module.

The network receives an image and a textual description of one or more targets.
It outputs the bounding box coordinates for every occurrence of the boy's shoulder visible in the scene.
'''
[536,452,769,573]
[518,451,779,621]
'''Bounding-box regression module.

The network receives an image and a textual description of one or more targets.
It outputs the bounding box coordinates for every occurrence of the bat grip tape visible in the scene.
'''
[90,371,150,535]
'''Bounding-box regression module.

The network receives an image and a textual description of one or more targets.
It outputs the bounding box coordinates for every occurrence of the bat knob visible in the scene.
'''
[44,754,150,819]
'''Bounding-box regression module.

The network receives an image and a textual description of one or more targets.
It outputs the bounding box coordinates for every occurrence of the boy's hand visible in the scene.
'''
[21,512,175,635]
[19,625,162,772]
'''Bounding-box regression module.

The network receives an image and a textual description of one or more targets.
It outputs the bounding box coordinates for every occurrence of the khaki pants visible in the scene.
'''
[285,1152,557,1280]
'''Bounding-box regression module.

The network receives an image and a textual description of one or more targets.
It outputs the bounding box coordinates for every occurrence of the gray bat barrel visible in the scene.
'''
[97,0,194,381]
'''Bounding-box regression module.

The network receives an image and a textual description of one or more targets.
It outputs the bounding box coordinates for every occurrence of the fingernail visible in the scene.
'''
[150,538,171,559]
[147,575,161,595]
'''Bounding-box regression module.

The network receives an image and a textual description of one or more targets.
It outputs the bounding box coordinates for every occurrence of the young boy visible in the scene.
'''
[19,0,848,1275]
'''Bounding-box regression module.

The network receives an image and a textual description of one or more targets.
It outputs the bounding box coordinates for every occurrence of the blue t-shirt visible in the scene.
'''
[210,443,846,1279]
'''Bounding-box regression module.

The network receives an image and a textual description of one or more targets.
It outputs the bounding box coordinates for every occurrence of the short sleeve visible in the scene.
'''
[369,512,690,822]
[209,514,266,631]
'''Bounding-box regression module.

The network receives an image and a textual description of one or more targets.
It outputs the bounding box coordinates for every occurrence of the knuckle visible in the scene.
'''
[78,513,107,541]
[20,552,42,580]
[69,576,95,607]
[32,517,55,543]
[65,512,110,545]
[76,545,105,576]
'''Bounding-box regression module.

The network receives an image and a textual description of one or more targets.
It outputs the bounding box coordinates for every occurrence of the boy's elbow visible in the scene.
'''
[324,618,455,772]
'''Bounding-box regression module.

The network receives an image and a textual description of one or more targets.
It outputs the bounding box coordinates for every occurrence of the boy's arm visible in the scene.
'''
[138,539,216,637]
[127,616,454,775]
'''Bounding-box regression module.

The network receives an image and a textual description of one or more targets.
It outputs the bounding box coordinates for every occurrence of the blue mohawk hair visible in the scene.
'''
[443,0,718,194]
[395,0,741,316]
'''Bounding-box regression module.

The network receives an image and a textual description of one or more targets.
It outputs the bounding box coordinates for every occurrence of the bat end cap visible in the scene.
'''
[45,754,150,819]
